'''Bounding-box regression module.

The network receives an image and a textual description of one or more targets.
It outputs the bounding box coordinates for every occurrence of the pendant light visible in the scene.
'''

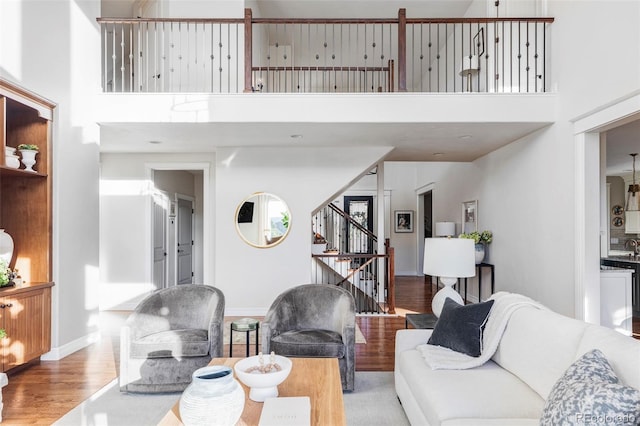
[625,153,640,234]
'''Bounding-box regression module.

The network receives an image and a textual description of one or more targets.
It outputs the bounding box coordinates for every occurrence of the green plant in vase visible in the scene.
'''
[17,144,39,151]
[459,230,492,264]
[0,258,11,286]
[17,144,39,172]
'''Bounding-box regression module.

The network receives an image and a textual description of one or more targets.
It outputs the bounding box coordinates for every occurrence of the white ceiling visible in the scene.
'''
[99,121,550,162]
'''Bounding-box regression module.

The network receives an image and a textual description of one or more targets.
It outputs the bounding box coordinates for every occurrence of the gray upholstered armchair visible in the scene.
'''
[119,284,225,393]
[262,284,356,391]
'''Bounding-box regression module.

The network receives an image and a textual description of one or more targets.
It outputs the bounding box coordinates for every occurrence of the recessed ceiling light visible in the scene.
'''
[290,134,303,139]
[149,140,162,144]
[458,135,472,140]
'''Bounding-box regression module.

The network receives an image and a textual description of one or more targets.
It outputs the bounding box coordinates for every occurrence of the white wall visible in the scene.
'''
[99,153,214,309]
[215,146,391,315]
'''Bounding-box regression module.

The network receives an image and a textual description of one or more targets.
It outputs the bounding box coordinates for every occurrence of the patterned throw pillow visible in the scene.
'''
[540,349,640,426]
[427,297,494,357]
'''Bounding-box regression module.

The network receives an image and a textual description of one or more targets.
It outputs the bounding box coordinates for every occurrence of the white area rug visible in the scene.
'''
[54,372,407,426]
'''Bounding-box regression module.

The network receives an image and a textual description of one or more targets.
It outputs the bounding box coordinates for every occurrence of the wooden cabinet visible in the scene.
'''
[0,283,52,371]
[0,78,55,372]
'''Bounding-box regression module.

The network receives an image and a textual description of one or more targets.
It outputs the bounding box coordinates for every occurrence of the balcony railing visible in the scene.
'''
[97,9,553,94]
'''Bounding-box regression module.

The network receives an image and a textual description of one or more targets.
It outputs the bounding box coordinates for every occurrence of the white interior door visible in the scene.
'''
[152,192,169,290]
[176,196,194,285]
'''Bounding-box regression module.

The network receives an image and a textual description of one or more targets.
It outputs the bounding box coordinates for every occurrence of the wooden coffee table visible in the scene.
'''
[158,357,346,426]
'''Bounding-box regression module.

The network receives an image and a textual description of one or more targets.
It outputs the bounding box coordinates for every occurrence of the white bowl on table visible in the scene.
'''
[234,354,292,402]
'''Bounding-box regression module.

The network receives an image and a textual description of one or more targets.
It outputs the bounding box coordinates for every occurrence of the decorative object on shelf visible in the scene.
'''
[612,216,624,228]
[179,365,245,426]
[0,229,13,266]
[4,147,19,169]
[0,260,10,287]
[234,353,293,402]
[461,200,478,234]
[394,210,414,233]
[459,230,492,264]
[17,144,39,172]
[423,237,476,317]
[0,259,15,288]
[625,153,640,234]
[612,205,624,216]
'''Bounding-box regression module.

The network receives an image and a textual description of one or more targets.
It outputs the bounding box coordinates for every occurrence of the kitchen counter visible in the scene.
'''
[601,258,640,316]
[603,255,640,264]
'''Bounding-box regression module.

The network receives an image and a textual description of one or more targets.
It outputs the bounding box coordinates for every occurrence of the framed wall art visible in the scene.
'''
[394,210,414,233]
[461,200,478,234]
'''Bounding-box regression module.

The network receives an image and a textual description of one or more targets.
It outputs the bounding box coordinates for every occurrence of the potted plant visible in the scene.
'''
[17,143,39,172]
[459,230,492,264]
[0,259,10,287]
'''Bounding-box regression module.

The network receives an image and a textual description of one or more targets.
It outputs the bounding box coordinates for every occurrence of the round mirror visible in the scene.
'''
[235,193,291,248]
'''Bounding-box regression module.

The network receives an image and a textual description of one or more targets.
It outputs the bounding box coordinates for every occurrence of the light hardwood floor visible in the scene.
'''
[1,276,638,425]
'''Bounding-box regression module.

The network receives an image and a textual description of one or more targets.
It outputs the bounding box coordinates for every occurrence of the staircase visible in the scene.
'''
[312,203,395,314]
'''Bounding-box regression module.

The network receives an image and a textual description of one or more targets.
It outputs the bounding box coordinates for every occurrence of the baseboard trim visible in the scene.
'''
[41,331,101,361]
[225,308,268,317]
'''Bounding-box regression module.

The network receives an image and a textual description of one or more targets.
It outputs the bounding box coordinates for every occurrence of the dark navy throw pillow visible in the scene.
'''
[427,297,495,357]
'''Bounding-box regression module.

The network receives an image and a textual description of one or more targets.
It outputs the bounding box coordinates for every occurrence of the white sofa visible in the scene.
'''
[395,303,640,425]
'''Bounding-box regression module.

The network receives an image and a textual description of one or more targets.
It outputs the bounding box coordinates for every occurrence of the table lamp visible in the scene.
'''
[423,237,476,316]
[435,222,456,237]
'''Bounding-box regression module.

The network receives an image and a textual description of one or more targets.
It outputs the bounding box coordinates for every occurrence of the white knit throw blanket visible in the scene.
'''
[417,292,549,370]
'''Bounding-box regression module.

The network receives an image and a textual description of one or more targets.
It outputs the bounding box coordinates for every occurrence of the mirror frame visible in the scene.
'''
[235,192,291,248]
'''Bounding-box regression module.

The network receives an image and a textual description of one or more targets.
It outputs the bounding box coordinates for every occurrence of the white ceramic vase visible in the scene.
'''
[19,149,37,172]
[4,147,19,169]
[474,243,485,264]
[179,365,245,426]
[0,230,14,265]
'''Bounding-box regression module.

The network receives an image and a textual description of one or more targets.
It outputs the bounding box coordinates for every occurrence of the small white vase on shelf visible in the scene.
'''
[4,147,20,169]
[0,229,14,265]
[19,149,37,172]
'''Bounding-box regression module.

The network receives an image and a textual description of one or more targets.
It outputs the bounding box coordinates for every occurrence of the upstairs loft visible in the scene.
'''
[95,8,556,161]
[97,8,554,95]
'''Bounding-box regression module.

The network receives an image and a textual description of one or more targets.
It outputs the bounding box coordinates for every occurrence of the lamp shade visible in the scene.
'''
[626,211,640,234]
[435,222,456,237]
[423,238,475,279]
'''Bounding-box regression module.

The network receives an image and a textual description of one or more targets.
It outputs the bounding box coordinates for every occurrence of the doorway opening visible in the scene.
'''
[148,165,209,290]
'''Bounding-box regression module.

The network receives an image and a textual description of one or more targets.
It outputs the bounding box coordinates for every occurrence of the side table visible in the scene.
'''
[229,318,260,357]
[463,263,495,303]
[405,313,438,329]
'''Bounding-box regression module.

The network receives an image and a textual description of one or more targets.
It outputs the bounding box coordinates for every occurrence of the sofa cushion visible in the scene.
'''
[428,298,494,357]
[271,329,345,358]
[576,324,640,391]
[131,329,210,358]
[396,348,544,426]
[540,349,640,426]
[492,306,588,399]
